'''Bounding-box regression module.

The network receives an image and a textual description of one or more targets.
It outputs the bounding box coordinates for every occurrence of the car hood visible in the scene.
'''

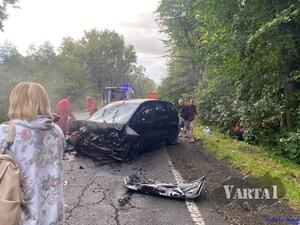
[70,119,128,132]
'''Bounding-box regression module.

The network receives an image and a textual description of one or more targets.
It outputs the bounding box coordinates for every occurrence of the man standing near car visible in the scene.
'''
[55,96,76,135]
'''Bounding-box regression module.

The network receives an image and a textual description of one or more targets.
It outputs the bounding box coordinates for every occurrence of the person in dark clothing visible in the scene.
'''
[177,99,191,136]
[181,104,191,130]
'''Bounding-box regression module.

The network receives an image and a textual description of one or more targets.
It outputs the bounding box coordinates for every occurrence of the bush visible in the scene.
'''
[243,127,257,144]
[278,130,300,163]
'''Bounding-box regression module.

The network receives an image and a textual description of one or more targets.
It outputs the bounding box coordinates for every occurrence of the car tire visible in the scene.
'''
[128,140,140,160]
[119,142,139,161]
[74,134,85,155]
[167,129,178,145]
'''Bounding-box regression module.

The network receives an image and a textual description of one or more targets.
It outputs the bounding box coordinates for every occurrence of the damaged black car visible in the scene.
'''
[70,99,179,161]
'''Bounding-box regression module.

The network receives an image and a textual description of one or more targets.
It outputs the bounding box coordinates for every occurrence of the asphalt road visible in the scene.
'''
[63,146,227,225]
[64,112,227,225]
[65,112,298,225]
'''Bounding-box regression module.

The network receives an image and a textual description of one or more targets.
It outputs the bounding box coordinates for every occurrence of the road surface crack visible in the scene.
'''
[111,203,121,225]
[83,191,107,207]
[65,179,95,224]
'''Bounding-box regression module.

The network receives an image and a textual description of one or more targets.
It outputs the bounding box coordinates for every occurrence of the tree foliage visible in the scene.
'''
[128,65,157,98]
[73,29,137,90]
[157,0,300,162]
[0,29,156,121]
[0,0,19,31]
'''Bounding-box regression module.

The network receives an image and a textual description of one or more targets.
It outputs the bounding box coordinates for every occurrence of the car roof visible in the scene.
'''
[108,98,169,105]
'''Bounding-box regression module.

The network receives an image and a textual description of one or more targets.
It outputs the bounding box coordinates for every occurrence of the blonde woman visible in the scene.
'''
[0,82,64,225]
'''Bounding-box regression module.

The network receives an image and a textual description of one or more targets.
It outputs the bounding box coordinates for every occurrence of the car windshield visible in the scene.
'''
[88,102,140,124]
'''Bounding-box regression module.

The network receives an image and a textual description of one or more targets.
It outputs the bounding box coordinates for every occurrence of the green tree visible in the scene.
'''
[159,57,196,103]
[128,65,157,97]
[79,29,136,90]
[0,42,28,121]
[0,29,156,119]
[0,0,19,31]
[157,0,300,161]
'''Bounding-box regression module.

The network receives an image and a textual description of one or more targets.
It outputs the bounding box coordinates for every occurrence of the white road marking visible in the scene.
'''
[165,148,206,225]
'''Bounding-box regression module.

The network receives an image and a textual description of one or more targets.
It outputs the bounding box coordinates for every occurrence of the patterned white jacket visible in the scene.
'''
[0,116,64,225]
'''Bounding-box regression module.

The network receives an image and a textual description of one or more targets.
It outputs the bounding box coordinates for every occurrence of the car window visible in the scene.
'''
[89,102,139,124]
[139,103,155,121]
[166,102,177,113]
[154,102,168,117]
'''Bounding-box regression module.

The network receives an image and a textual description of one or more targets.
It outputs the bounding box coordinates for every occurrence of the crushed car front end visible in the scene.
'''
[72,120,139,161]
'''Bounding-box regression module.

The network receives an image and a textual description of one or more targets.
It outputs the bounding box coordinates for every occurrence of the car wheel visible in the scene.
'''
[117,143,130,161]
[74,134,85,155]
[167,129,178,145]
[128,139,140,160]
[118,142,139,161]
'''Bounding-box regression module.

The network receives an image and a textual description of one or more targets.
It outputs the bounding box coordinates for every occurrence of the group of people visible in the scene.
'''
[177,98,197,142]
[54,96,98,135]
[177,98,245,142]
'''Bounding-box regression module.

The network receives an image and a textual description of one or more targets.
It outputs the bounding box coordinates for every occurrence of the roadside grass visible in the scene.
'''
[194,127,300,210]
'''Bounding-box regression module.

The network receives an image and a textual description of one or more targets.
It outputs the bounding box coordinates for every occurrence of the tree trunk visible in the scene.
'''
[281,81,296,129]
[280,48,296,130]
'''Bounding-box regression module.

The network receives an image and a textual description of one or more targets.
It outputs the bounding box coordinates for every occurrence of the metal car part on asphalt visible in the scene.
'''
[124,172,206,199]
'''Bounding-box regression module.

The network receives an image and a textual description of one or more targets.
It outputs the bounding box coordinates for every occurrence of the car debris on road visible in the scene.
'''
[124,172,206,199]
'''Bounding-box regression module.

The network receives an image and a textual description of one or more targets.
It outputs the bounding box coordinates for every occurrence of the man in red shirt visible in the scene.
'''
[55,96,75,135]
[234,121,244,141]
[86,96,98,117]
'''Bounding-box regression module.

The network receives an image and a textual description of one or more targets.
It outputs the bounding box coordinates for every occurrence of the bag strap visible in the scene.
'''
[0,154,15,163]
[2,121,16,154]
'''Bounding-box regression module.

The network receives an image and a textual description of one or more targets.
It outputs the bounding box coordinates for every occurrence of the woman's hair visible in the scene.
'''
[8,82,52,120]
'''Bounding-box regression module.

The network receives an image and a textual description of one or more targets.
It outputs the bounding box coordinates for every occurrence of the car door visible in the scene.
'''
[165,102,179,130]
[153,101,169,142]
[129,102,157,147]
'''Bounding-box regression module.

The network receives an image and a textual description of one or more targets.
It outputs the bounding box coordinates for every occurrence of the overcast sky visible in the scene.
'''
[0,0,168,83]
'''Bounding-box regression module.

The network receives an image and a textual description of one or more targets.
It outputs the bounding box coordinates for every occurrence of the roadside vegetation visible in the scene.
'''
[156,0,300,210]
[0,30,156,122]
[157,1,300,163]
[0,0,18,31]
[194,127,300,210]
